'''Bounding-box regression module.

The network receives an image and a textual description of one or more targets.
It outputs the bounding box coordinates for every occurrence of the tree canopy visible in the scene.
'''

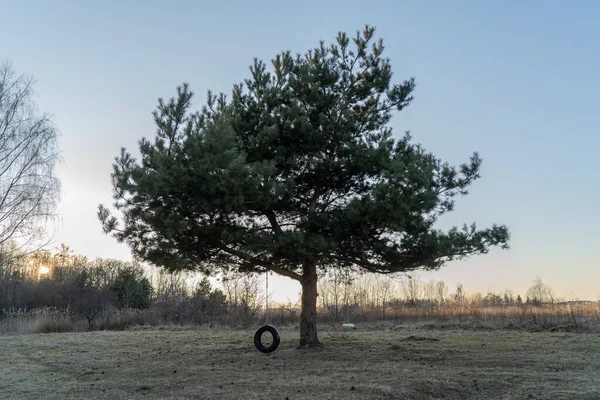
[99,25,509,346]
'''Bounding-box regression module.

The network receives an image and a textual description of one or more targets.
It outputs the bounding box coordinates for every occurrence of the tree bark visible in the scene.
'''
[299,262,320,347]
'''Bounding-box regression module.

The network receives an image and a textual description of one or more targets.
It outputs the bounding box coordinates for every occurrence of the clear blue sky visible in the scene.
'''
[2,0,598,300]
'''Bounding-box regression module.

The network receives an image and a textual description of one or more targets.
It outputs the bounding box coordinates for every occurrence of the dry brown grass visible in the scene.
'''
[349,303,600,329]
[2,302,599,336]
[1,327,599,399]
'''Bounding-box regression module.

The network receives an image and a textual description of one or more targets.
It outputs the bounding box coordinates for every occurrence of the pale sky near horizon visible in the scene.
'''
[2,0,598,302]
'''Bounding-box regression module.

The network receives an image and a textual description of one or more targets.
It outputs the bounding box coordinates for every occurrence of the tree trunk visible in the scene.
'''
[299,262,320,347]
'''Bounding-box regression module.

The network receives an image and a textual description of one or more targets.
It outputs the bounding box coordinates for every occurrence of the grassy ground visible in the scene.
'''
[1,327,599,399]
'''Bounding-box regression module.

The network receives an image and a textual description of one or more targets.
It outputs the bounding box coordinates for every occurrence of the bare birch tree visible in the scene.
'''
[0,60,60,252]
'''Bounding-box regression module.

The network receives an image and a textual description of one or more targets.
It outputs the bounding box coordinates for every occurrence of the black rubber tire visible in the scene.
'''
[254,325,280,353]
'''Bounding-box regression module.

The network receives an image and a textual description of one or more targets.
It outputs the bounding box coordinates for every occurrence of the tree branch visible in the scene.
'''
[217,243,302,281]
[264,210,282,234]
[308,184,321,211]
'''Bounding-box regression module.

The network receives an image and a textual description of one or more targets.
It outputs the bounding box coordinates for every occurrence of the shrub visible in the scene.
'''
[112,267,152,309]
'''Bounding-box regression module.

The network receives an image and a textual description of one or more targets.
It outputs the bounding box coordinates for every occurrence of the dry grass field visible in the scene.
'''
[1,327,599,400]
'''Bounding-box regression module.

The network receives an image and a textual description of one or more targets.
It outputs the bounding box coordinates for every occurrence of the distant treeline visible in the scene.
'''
[1,243,598,334]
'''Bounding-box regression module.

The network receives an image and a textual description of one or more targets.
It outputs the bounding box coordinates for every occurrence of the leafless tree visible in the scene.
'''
[151,269,189,322]
[371,275,394,318]
[320,267,353,321]
[423,279,437,303]
[436,281,448,305]
[526,277,555,305]
[454,283,466,304]
[221,271,265,325]
[0,61,60,253]
[400,274,421,306]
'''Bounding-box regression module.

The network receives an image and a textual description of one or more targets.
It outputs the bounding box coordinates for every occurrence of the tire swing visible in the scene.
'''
[254,271,280,353]
[254,325,280,353]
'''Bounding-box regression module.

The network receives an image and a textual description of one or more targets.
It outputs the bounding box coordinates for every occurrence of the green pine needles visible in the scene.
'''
[99,25,509,346]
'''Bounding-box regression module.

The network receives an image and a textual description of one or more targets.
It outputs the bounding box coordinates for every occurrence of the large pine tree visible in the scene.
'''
[99,26,509,346]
